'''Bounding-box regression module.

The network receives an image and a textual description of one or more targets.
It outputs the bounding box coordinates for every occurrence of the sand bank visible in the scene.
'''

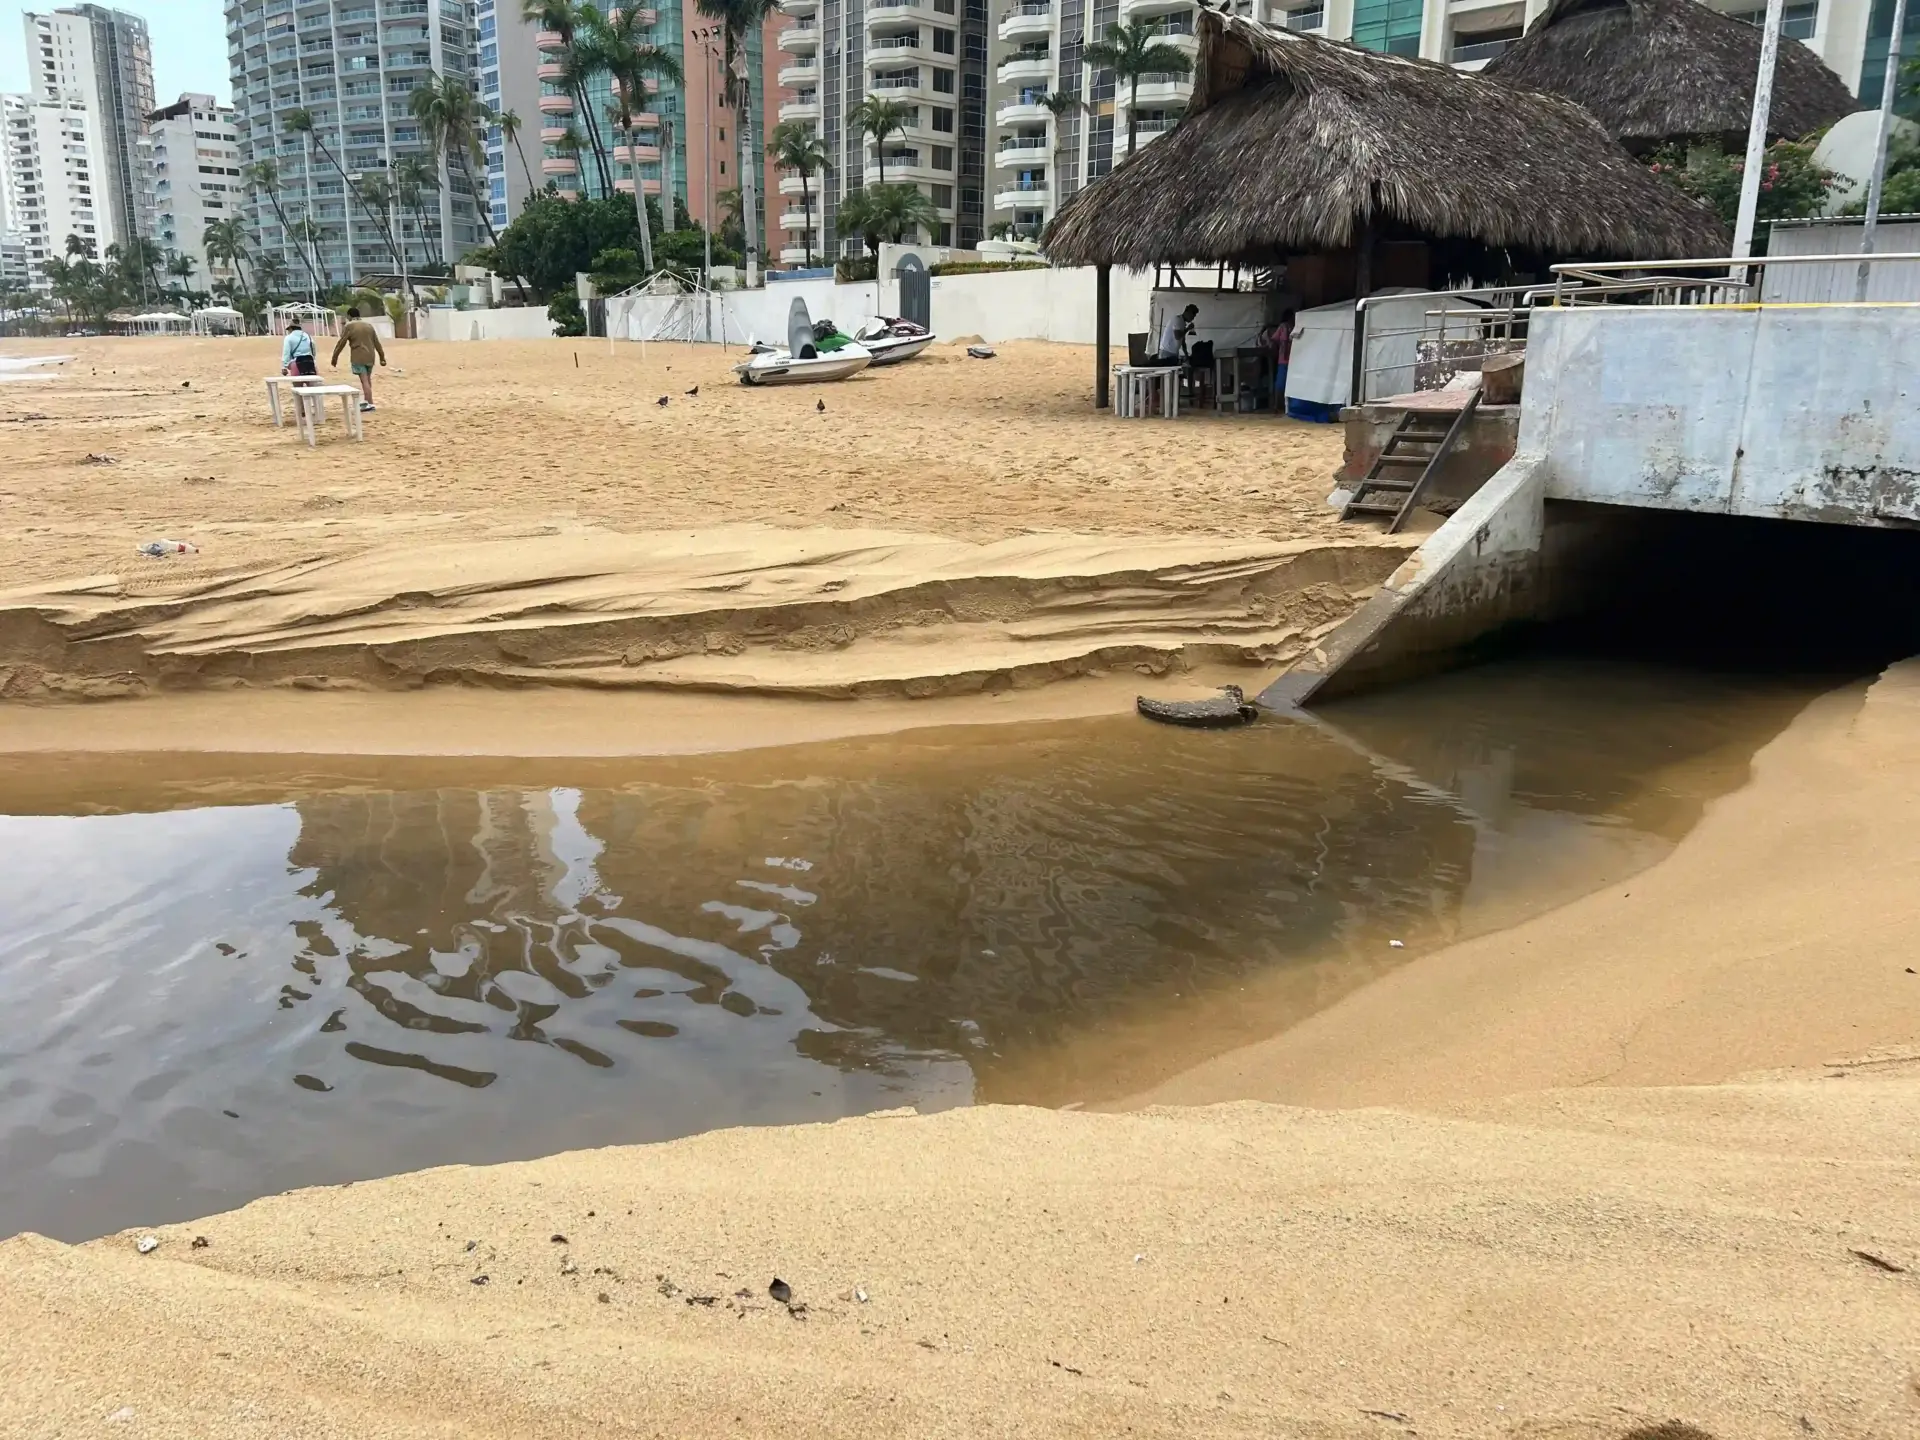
[4,669,1919,1437]
[0,336,1383,701]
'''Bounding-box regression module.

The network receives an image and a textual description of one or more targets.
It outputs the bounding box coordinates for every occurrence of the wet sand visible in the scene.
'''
[4,666,1917,1437]
[0,337,1379,703]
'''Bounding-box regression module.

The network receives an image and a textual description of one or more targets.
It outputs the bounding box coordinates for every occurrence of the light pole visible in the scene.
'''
[694,24,722,294]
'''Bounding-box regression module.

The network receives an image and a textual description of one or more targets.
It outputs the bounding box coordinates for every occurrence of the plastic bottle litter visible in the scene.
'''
[137,539,199,558]
[135,1235,159,1254]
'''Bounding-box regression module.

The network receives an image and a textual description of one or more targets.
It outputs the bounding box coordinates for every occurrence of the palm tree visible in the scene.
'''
[835,181,939,258]
[589,3,683,275]
[393,153,440,262]
[495,107,538,205]
[695,0,778,286]
[409,74,505,250]
[1083,21,1192,159]
[522,2,613,193]
[1039,91,1083,188]
[714,185,746,250]
[284,107,403,271]
[770,120,831,268]
[167,250,197,302]
[246,159,320,295]
[850,95,915,187]
[202,216,251,299]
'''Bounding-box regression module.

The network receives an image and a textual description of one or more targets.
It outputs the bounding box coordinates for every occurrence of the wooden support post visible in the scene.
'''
[1096,262,1111,409]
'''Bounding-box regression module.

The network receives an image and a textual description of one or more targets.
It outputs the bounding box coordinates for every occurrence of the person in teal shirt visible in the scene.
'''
[280,320,318,379]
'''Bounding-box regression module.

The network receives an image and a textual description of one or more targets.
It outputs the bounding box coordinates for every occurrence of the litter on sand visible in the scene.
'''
[966,345,997,359]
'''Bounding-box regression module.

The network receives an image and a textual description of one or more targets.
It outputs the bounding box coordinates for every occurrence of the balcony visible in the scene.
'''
[1279,4,1324,31]
[998,1,1052,40]
[541,124,569,142]
[537,61,565,80]
[868,37,931,64]
[777,21,818,50]
[1118,0,1192,16]
[994,135,1048,169]
[612,143,661,163]
[1130,114,1181,146]
[543,155,579,174]
[535,28,565,45]
[782,0,818,12]
[538,92,575,112]
[779,94,820,122]
[1117,73,1191,106]
[779,207,818,229]
[995,94,1049,125]
[996,50,1051,84]
[777,61,817,86]
[613,176,661,195]
[993,182,1048,210]
[779,245,814,265]
[1448,33,1518,66]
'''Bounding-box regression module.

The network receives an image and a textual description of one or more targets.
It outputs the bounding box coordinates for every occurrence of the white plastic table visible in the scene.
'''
[264,374,323,426]
[1113,364,1181,419]
[290,383,365,446]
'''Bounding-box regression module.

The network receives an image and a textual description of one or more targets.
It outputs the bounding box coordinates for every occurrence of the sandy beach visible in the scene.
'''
[3,665,1917,1438]
[0,337,1383,706]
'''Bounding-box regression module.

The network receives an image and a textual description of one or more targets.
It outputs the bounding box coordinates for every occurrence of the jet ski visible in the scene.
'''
[851,316,935,366]
[734,298,873,386]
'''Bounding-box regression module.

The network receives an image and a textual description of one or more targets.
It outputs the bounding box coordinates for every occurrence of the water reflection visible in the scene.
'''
[0,659,1814,1240]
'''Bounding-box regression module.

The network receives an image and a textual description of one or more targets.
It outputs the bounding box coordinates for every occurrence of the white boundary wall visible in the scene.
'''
[1523,304,1920,526]
[415,306,558,341]
[607,266,1166,347]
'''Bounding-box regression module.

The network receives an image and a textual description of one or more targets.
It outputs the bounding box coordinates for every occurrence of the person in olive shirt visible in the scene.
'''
[330,307,388,412]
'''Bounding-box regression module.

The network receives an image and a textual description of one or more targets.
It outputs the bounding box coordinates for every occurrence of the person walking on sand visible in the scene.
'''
[330,307,387,412]
[280,318,318,384]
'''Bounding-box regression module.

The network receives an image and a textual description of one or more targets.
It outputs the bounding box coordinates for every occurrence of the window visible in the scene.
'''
[719,159,726,174]
[932,105,954,132]
[936,221,951,244]
[933,66,954,92]
[719,126,726,142]
[1729,2,1817,40]
[1350,0,1421,56]
[932,182,952,207]
[933,27,955,53]
[932,144,953,169]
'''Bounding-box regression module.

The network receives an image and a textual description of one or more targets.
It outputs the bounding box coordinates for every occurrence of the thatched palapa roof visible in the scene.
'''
[1043,11,1726,269]
[1484,0,1857,149]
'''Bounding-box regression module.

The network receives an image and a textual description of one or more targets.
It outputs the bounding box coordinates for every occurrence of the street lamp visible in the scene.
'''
[694,24,723,294]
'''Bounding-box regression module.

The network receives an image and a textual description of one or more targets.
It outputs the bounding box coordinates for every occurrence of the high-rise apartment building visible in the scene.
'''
[772,0,1889,259]
[475,0,544,230]
[148,94,243,290]
[225,0,484,287]
[21,6,155,252]
[0,89,112,284]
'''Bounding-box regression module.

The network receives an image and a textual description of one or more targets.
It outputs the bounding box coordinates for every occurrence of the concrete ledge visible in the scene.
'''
[1259,454,1548,707]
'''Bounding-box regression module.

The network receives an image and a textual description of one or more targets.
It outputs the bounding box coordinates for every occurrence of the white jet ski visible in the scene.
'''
[851,316,935,366]
[734,296,873,386]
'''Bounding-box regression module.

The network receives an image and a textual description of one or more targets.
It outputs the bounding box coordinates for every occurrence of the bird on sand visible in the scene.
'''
[816,398,826,413]
[656,395,669,407]
[684,385,698,397]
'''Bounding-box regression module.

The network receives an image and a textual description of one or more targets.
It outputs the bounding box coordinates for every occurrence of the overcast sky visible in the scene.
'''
[0,1,232,106]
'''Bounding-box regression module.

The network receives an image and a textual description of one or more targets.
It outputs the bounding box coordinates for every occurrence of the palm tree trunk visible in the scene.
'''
[451,142,530,301]
[310,130,405,272]
[660,118,676,233]
[577,89,614,194]
[1127,75,1138,158]
[512,134,537,200]
[265,191,321,296]
[630,121,657,273]
[801,169,813,268]
[734,56,760,286]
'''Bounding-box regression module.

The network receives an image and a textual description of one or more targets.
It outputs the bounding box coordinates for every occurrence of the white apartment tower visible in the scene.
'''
[22,6,156,251]
[0,89,111,284]
[475,0,545,231]
[148,94,243,290]
[225,0,483,288]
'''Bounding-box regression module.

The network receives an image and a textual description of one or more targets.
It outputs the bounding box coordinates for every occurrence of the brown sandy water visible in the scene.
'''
[0,658,1820,1241]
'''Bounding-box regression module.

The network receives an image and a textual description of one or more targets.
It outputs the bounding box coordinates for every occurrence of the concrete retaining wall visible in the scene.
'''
[1526,305,1920,525]
[1339,403,1521,500]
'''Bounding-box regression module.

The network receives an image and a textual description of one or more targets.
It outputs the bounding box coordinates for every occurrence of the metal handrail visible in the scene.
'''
[1546,251,1920,306]
[1349,284,1536,406]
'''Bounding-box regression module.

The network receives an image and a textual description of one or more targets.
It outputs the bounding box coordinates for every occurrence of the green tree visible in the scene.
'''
[694,0,778,284]
[1039,90,1084,181]
[1645,139,1836,232]
[393,153,441,259]
[850,95,915,187]
[167,250,197,301]
[492,191,666,298]
[588,3,683,275]
[203,216,252,299]
[770,120,832,267]
[522,2,614,193]
[1083,21,1192,160]
[408,74,504,249]
[835,182,939,258]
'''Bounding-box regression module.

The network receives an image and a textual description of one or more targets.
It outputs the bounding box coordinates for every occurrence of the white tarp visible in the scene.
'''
[1286,288,1430,407]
